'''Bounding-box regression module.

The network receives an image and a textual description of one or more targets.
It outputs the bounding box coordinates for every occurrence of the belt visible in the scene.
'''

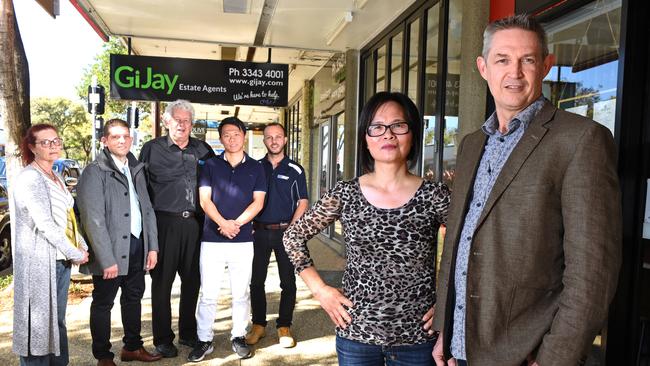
[156,210,195,219]
[253,222,290,230]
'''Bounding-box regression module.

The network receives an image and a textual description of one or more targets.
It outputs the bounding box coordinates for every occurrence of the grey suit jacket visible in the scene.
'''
[433,101,622,366]
[78,148,158,275]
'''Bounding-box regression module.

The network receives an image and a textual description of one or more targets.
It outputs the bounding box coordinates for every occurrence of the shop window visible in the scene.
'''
[376,45,387,93]
[286,99,301,162]
[542,0,620,137]
[333,113,345,240]
[363,55,375,103]
[390,32,404,92]
[442,0,462,186]
[422,3,441,181]
[407,19,421,103]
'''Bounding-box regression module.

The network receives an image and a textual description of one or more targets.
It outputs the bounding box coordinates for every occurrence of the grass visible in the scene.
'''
[0,275,11,291]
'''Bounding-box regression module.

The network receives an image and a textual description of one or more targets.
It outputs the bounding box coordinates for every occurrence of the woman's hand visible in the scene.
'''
[313,284,354,328]
[422,305,435,335]
[72,249,89,265]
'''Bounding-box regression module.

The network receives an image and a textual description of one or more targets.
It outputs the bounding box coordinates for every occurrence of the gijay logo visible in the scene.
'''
[114,66,179,95]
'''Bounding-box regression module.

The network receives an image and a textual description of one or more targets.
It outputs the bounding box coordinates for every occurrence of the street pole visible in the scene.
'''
[90,75,98,160]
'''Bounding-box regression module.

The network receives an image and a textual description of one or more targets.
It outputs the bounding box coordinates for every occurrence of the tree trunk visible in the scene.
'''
[0,0,31,274]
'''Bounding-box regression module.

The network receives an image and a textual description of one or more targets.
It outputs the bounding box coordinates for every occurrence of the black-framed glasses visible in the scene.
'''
[366,122,410,137]
[35,138,64,147]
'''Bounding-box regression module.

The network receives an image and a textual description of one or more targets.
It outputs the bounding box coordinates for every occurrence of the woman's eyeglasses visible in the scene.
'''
[35,138,64,147]
[366,122,410,137]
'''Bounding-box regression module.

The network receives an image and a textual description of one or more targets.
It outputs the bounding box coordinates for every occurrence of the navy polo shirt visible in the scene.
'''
[256,155,309,224]
[198,153,266,242]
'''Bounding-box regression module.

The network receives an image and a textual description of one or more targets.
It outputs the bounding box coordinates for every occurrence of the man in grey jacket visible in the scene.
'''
[78,119,161,366]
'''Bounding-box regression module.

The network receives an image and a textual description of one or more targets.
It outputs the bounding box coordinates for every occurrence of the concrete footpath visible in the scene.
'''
[0,237,345,365]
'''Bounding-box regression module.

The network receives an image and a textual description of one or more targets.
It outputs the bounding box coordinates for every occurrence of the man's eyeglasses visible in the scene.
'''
[366,122,410,137]
[35,138,64,147]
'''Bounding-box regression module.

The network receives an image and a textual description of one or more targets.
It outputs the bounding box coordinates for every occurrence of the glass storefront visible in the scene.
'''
[542,0,621,138]
[360,0,464,185]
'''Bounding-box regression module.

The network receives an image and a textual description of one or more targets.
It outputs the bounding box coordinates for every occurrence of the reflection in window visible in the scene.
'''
[334,113,345,238]
[391,32,403,93]
[376,45,387,93]
[364,55,375,103]
[319,123,330,199]
[442,0,462,186]
[407,19,420,103]
[422,4,440,181]
[542,0,621,136]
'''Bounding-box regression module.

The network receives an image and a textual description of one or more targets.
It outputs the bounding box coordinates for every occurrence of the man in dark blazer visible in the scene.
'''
[432,14,622,366]
[79,119,161,366]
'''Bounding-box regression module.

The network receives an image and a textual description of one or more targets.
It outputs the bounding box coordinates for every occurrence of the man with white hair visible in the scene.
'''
[139,99,215,358]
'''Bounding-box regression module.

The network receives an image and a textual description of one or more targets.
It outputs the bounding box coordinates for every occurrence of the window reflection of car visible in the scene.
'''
[52,158,82,194]
[0,184,11,271]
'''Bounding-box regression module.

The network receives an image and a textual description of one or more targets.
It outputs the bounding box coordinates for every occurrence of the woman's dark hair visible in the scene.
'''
[20,123,58,166]
[218,116,247,135]
[358,92,422,173]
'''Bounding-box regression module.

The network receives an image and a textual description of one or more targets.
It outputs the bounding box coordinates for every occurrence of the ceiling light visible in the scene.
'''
[223,0,250,14]
[326,11,353,46]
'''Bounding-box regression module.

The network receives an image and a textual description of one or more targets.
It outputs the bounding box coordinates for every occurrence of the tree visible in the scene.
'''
[0,0,30,162]
[31,97,92,164]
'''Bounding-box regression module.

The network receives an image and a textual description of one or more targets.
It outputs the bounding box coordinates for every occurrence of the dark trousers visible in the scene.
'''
[20,260,71,366]
[150,214,200,345]
[90,235,145,360]
[250,227,296,328]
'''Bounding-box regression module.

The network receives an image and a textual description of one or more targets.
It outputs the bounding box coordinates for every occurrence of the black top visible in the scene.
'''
[256,155,309,224]
[198,153,266,242]
[139,135,215,212]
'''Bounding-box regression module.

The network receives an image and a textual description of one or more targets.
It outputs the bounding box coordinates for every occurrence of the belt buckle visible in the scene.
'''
[181,211,191,219]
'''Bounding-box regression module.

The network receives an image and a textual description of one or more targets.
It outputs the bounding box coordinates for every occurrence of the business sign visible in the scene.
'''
[110,54,288,107]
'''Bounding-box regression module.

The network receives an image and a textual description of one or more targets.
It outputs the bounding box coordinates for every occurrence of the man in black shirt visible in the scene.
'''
[246,123,308,348]
[139,100,215,358]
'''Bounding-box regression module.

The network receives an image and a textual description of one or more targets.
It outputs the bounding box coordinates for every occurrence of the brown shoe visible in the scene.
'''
[97,359,116,366]
[277,327,296,348]
[245,324,266,345]
[120,347,163,362]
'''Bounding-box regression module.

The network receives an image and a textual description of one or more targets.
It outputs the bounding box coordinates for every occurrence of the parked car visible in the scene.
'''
[52,158,82,194]
[0,183,10,271]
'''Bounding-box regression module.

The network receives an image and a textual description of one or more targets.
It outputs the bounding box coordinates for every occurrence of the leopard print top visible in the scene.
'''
[284,178,450,346]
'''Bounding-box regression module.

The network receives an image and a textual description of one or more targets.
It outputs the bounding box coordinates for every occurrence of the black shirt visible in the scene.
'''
[256,155,309,224]
[139,135,215,212]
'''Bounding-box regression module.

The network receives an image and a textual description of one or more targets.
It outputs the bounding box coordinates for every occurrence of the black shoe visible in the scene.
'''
[231,336,252,359]
[187,341,213,362]
[179,338,198,348]
[152,343,178,358]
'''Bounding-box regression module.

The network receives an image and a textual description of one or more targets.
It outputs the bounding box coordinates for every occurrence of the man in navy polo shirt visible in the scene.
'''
[246,123,308,349]
[188,117,266,362]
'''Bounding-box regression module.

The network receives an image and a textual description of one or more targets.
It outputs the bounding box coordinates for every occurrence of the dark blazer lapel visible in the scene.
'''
[474,102,557,232]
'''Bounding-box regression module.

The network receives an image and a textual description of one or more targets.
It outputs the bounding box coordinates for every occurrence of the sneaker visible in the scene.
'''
[187,341,213,363]
[231,336,252,359]
[277,327,296,348]
[245,324,266,345]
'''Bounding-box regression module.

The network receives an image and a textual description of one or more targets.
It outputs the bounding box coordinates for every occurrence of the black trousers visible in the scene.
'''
[90,234,145,360]
[250,227,297,328]
[150,214,200,345]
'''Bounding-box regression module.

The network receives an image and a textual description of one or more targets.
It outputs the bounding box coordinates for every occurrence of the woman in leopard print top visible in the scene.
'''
[284,92,450,365]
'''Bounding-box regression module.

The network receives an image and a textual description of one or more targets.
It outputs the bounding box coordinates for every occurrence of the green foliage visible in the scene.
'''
[31,97,92,164]
[0,274,12,291]
[76,37,151,118]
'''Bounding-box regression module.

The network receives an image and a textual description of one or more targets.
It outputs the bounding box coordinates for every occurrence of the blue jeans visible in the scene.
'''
[20,260,71,366]
[336,335,435,366]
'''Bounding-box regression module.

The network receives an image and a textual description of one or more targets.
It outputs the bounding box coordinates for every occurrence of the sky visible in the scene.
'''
[14,0,105,101]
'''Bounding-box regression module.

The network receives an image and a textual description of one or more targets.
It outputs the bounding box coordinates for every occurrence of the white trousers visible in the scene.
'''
[196,241,254,341]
